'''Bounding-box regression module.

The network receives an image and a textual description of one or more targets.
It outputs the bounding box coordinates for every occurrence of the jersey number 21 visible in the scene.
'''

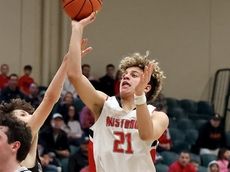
[113,131,134,154]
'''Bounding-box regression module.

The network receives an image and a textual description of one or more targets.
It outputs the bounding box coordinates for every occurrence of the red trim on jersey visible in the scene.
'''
[150,148,156,162]
[88,140,96,172]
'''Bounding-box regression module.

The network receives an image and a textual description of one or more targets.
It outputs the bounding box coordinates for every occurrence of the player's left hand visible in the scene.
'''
[135,63,154,96]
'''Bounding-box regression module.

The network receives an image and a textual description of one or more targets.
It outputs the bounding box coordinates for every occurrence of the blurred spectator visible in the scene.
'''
[208,160,220,172]
[25,82,42,108]
[65,105,83,146]
[39,113,70,160]
[56,92,75,123]
[99,64,115,96]
[68,137,90,172]
[114,69,122,96]
[168,150,196,172]
[216,148,230,172]
[62,78,78,99]
[190,160,199,172]
[19,65,34,95]
[0,73,25,102]
[82,64,94,80]
[0,64,9,90]
[80,106,95,136]
[82,64,99,89]
[75,96,86,114]
[38,144,61,172]
[193,113,226,155]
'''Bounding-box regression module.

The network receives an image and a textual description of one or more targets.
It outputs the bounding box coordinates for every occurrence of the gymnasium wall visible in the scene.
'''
[0,0,229,101]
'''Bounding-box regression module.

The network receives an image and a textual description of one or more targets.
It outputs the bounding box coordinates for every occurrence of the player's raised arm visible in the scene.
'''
[28,56,68,135]
[67,13,107,118]
[135,63,169,140]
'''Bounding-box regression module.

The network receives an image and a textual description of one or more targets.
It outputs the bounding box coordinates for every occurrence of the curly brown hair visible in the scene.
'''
[119,51,165,101]
[0,99,34,115]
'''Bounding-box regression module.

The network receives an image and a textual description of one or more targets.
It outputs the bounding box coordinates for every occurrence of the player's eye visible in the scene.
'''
[21,113,26,117]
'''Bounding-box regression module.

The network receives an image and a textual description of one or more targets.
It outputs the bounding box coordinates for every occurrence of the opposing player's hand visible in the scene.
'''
[81,38,93,57]
[135,63,154,96]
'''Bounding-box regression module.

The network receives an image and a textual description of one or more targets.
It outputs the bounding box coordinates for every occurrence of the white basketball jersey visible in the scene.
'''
[91,96,156,172]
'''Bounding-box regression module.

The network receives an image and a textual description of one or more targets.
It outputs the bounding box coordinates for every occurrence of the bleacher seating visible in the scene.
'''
[200,154,217,167]
[160,151,179,166]
[177,118,195,131]
[155,163,169,172]
[164,97,224,170]
[198,166,207,172]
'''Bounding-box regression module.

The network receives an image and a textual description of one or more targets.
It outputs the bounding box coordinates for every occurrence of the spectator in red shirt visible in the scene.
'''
[0,73,25,102]
[19,65,34,95]
[168,150,197,172]
[0,64,9,90]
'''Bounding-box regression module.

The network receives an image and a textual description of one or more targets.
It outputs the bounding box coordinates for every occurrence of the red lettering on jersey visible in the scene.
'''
[115,118,120,127]
[106,116,114,127]
[106,117,137,129]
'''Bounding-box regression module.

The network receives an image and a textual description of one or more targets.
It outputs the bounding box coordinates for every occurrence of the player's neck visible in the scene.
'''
[120,98,135,112]
[0,159,20,172]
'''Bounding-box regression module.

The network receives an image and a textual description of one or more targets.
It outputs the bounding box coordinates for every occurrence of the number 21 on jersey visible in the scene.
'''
[113,131,134,154]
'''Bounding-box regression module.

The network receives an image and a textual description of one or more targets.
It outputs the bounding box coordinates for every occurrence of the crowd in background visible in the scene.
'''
[1,63,230,172]
[0,63,121,172]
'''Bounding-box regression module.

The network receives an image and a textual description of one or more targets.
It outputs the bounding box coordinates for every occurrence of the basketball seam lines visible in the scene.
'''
[63,0,75,8]
[76,0,87,19]
[89,0,94,11]
[96,0,102,6]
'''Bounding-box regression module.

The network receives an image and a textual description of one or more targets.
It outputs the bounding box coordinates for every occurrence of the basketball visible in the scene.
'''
[62,0,102,21]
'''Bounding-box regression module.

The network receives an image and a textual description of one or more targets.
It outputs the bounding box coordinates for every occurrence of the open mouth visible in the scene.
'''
[122,81,131,87]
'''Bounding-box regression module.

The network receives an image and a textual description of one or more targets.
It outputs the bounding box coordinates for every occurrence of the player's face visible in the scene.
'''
[0,126,12,162]
[12,109,31,123]
[120,67,143,97]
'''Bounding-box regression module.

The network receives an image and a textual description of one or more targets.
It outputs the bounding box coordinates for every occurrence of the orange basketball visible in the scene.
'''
[62,0,102,21]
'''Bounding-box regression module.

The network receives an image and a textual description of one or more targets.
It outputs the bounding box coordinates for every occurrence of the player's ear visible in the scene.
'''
[144,84,151,93]
[11,141,21,152]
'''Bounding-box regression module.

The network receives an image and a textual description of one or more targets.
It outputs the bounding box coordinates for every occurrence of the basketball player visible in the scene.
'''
[0,112,32,172]
[67,13,169,172]
[0,56,68,172]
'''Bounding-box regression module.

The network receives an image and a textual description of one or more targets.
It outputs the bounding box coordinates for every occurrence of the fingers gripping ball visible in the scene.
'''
[62,0,102,21]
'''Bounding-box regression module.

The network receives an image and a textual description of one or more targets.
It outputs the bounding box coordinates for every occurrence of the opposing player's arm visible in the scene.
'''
[67,13,106,118]
[28,56,67,136]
